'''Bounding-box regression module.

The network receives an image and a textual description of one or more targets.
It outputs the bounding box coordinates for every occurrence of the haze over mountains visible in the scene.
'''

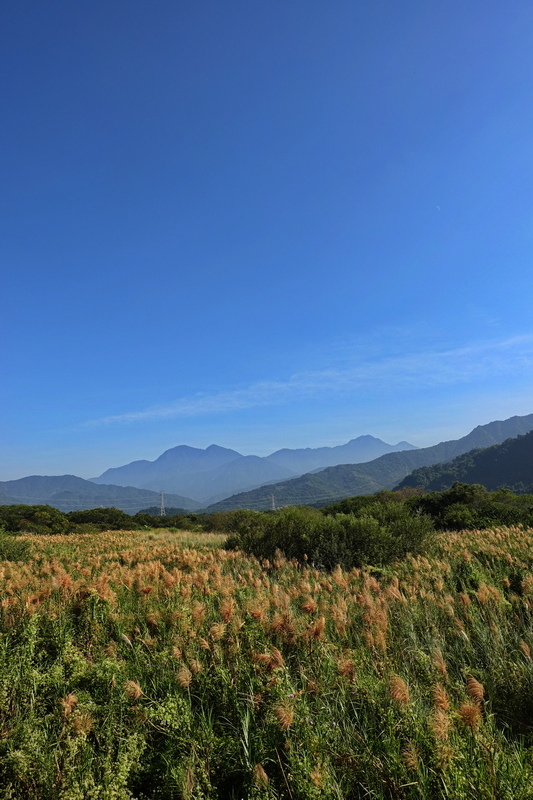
[0,475,201,514]
[91,436,417,505]
[206,414,533,511]
[3,414,533,513]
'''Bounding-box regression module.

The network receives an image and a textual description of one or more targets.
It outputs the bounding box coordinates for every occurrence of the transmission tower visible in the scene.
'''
[159,491,166,517]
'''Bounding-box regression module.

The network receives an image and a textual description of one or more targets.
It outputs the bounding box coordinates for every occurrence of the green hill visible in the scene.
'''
[396,430,533,493]
[203,413,533,511]
[0,475,201,513]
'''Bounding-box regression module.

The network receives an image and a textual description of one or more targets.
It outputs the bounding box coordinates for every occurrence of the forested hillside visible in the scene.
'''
[205,414,533,510]
[397,431,533,492]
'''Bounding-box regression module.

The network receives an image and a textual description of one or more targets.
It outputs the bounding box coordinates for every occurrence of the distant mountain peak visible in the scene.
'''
[204,412,533,512]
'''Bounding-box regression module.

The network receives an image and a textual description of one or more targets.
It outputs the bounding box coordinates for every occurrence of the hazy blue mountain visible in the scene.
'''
[0,490,19,505]
[92,444,242,491]
[266,435,417,474]
[0,475,201,513]
[193,456,298,506]
[204,413,533,511]
[91,437,416,502]
[396,431,533,493]
[91,444,295,501]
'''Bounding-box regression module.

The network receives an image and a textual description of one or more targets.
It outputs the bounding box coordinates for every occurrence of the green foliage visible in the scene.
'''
[399,431,533,493]
[0,529,31,562]
[0,504,70,535]
[225,502,434,568]
[322,488,422,515]
[67,507,139,530]
[134,510,202,530]
[408,482,533,530]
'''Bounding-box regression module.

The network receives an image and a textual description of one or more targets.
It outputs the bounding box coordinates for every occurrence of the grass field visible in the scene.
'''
[1,525,533,798]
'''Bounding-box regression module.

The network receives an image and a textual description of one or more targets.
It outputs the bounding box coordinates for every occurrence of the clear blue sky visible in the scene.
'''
[3,1,533,480]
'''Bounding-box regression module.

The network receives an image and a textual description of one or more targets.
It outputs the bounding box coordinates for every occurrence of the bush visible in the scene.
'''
[408,482,533,530]
[0,505,70,535]
[225,503,434,570]
[66,508,138,531]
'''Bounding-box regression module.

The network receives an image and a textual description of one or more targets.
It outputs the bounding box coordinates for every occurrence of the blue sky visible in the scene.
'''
[2,1,533,480]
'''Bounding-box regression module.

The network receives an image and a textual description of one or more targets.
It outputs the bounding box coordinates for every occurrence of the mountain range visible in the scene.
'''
[3,413,533,513]
[396,430,533,493]
[0,475,201,514]
[204,413,533,511]
[90,436,417,504]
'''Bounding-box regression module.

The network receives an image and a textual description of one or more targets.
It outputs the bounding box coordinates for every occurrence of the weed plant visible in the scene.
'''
[1,527,533,797]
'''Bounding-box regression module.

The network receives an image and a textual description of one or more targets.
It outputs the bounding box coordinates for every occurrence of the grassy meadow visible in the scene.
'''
[1,525,533,798]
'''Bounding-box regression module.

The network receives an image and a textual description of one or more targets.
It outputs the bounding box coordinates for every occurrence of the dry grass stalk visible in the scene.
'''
[60,693,78,718]
[209,622,226,641]
[191,601,206,624]
[70,711,94,735]
[274,703,294,730]
[374,628,387,653]
[301,597,317,614]
[247,602,266,621]
[253,646,284,672]
[253,764,269,786]
[458,702,482,730]
[177,666,193,687]
[386,583,405,602]
[307,615,326,640]
[310,768,324,788]
[477,584,492,604]
[402,741,419,771]
[270,646,284,669]
[332,566,348,590]
[146,612,159,630]
[337,657,356,679]
[124,680,143,701]
[433,648,448,678]
[466,675,485,703]
[220,597,235,622]
[435,742,455,769]
[519,640,532,660]
[389,676,410,706]
[270,612,297,643]
[433,683,450,711]
[431,709,451,741]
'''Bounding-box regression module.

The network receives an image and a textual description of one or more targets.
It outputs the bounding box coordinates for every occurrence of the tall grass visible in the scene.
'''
[0,526,533,797]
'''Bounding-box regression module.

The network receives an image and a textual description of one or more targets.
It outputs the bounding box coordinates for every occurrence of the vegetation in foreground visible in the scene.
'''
[1,523,533,798]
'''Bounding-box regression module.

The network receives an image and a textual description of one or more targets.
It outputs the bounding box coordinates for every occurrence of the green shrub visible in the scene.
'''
[225,503,434,570]
[66,507,138,530]
[0,504,69,535]
[408,482,533,530]
[69,522,103,535]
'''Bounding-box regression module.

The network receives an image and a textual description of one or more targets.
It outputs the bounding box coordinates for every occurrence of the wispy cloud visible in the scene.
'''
[85,334,533,426]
